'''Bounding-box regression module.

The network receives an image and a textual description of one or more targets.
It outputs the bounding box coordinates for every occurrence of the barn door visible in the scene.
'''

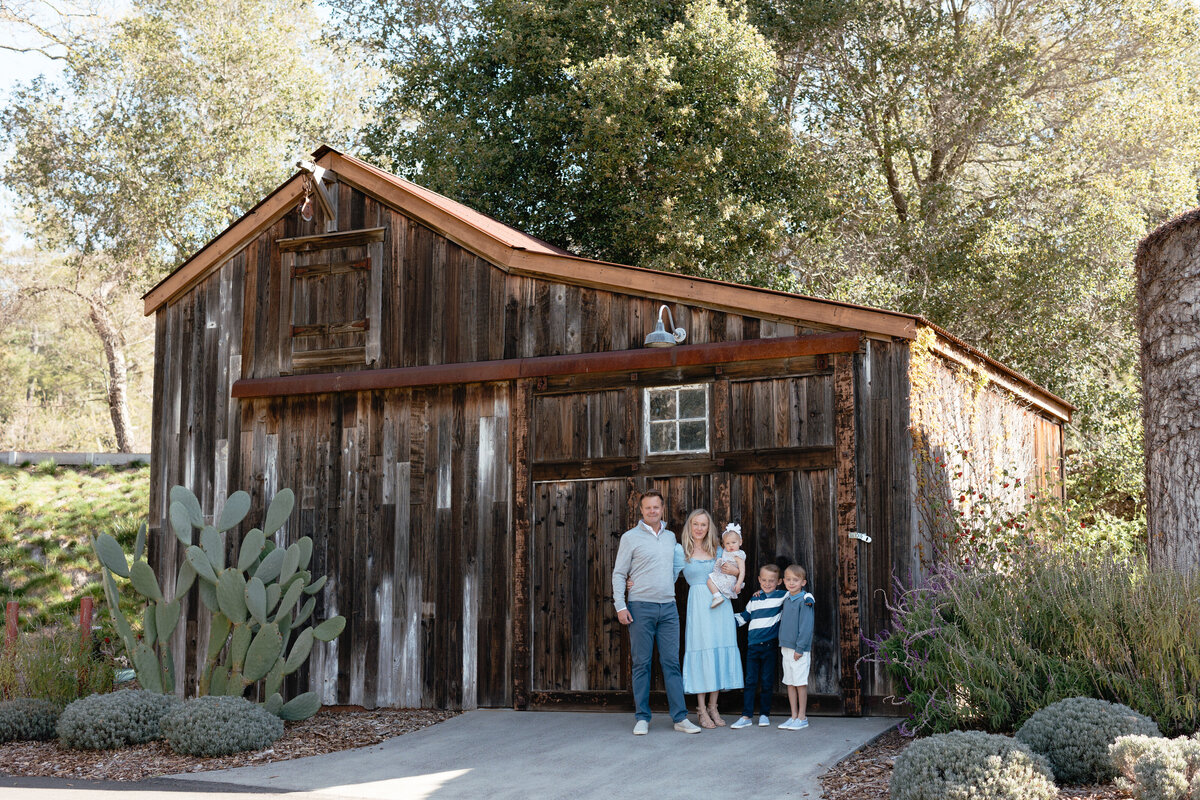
[529,470,842,704]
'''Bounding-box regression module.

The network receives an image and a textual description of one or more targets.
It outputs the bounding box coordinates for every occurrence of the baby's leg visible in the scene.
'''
[706,577,720,595]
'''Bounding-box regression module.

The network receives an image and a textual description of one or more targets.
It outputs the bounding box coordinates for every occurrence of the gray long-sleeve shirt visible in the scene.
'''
[611,521,685,613]
[778,589,816,653]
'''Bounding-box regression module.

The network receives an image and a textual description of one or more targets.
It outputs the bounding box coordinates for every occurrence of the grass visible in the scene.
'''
[0,463,149,629]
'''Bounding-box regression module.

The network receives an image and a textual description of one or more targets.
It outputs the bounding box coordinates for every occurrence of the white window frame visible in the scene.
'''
[644,383,710,456]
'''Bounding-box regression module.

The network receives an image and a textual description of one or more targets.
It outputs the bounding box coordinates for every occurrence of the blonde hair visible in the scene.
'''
[785,564,807,582]
[721,527,743,548]
[681,508,719,561]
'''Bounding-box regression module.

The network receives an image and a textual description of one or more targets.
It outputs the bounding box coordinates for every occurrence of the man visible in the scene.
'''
[611,490,701,735]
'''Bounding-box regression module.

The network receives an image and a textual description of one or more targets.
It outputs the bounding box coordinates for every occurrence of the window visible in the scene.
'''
[645,384,709,455]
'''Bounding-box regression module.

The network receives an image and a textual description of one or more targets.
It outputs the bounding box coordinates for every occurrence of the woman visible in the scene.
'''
[679,508,744,727]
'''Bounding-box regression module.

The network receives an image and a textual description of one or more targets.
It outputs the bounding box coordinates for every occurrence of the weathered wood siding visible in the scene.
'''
[853,340,913,701]
[233,385,512,709]
[528,372,843,708]
[233,181,835,382]
[149,255,246,696]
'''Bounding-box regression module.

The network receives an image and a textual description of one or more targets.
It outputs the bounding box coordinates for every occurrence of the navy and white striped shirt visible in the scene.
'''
[734,589,787,645]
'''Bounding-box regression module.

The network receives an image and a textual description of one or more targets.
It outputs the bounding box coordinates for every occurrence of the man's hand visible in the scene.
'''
[720,562,739,575]
[618,609,633,625]
[793,651,802,661]
[627,577,634,590]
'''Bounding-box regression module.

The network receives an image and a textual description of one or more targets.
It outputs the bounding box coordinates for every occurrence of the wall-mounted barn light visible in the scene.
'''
[644,304,687,347]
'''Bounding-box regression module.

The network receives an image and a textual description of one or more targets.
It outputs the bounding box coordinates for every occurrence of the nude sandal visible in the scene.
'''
[708,703,725,726]
[697,706,716,729]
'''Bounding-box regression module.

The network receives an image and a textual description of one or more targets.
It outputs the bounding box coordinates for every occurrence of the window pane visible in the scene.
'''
[648,390,676,421]
[650,421,676,452]
[678,388,706,419]
[679,420,707,451]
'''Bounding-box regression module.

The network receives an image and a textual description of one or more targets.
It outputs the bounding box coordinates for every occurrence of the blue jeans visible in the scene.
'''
[742,642,777,718]
[627,601,688,723]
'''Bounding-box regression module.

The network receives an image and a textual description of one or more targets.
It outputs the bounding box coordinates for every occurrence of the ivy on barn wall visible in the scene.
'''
[909,328,1052,570]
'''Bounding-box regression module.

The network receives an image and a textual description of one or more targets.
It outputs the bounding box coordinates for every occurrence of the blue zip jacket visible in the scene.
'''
[778,589,815,653]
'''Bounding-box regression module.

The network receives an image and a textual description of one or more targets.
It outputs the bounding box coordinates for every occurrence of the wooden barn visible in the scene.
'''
[142,146,1072,716]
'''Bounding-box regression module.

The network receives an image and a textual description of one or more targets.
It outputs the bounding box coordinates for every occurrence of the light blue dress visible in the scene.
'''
[681,549,744,694]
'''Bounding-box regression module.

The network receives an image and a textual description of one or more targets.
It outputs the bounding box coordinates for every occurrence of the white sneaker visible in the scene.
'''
[710,594,725,608]
[757,715,770,727]
[633,720,649,735]
[674,719,702,734]
[730,716,753,729]
[778,718,796,729]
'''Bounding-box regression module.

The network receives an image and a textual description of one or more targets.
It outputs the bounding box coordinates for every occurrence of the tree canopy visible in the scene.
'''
[1,0,363,449]
[329,0,822,285]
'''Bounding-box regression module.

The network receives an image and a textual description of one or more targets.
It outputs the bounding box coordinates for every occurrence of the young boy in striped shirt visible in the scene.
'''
[730,563,787,729]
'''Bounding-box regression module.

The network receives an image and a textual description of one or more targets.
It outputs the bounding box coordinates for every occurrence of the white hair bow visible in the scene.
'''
[724,522,742,535]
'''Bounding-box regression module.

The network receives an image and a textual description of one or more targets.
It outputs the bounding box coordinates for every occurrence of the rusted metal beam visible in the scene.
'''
[232,331,863,399]
[511,379,532,710]
[530,446,836,482]
[833,352,862,716]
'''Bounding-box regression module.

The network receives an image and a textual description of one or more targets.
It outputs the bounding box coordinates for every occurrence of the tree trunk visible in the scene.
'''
[1137,209,1200,574]
[86,296,135,452]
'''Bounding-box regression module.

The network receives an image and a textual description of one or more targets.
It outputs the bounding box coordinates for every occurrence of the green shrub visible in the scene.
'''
[0,698,59,742]
[0,622,114,705]
[57,689,179,749]
[867,549,1200,735]
[1015,697,1161,784]
[160,696,285,756]
[1111,734,1200,800]
[889,730,1056,800]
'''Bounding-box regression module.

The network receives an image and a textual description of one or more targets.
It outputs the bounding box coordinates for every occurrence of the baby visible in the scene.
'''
[707,523,746,607]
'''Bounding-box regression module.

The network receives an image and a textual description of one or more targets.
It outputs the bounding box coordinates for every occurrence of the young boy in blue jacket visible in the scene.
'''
[777,564,815,730]
[730,563,787,729]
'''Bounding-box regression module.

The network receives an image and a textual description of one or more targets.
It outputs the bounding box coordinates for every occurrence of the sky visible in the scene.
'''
[0,4,79,253]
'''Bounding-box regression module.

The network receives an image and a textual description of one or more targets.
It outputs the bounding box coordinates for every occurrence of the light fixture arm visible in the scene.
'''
[657,304,687,344]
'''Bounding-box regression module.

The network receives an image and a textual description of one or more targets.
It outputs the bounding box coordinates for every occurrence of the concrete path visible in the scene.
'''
[161,710,896,800]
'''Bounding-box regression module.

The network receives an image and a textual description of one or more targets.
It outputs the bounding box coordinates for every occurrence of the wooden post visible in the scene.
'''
[79,597,94,645]
[511,379,532,710]
[4,602,17,647]
[833,352,862,715]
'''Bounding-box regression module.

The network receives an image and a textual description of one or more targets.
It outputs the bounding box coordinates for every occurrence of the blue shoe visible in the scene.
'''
[788,718,809,730]
[757,715,770,727]
[731,716,753,729]
[778,718,796,729]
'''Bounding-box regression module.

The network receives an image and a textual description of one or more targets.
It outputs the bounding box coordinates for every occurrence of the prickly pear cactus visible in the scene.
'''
[94,518,178,694]
[94,484,346,721]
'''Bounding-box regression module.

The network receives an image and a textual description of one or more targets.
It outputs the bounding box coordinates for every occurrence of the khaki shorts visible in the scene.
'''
[781,648,810,686]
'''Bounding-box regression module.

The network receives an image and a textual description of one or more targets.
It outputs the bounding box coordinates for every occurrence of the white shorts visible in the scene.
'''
[781,648,810,686]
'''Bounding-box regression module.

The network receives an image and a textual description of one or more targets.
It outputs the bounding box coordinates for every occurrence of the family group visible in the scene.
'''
[611,490,815,735]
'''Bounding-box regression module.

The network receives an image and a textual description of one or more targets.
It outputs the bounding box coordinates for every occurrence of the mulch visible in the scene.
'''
[0,708,457,781]
[819,728,1135,800]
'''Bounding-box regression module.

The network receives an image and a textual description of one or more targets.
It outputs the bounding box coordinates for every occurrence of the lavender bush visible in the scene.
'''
[866,549,1200,737]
